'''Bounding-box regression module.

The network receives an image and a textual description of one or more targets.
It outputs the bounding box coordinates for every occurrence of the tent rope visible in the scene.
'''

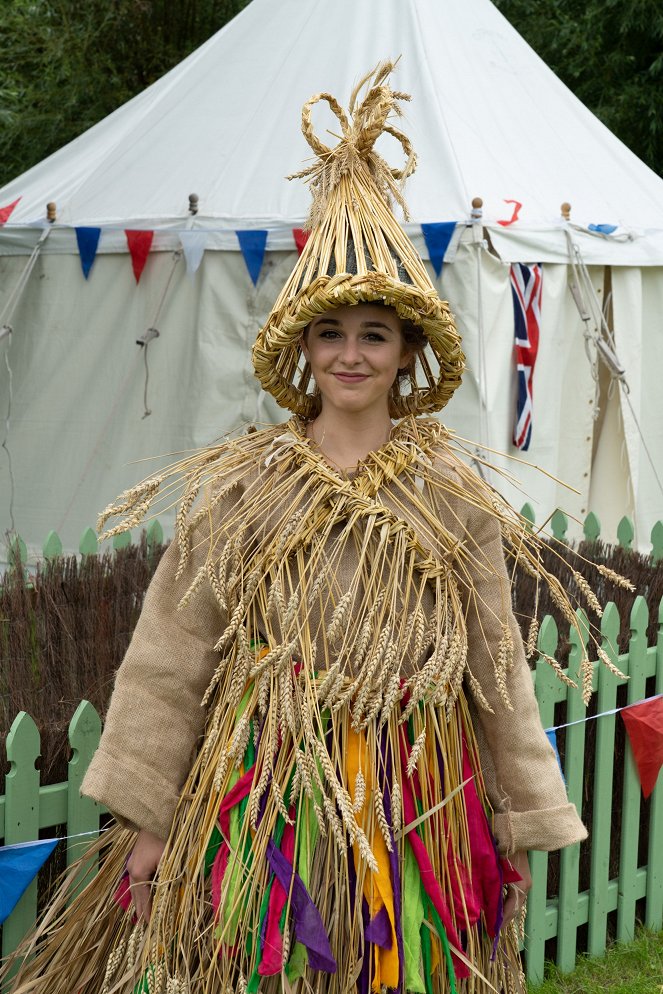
[1,227,51,541]
[139,249,183,418]
[564,228,663,507]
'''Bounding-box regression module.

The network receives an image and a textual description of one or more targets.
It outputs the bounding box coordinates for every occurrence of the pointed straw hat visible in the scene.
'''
[252,62,465,419]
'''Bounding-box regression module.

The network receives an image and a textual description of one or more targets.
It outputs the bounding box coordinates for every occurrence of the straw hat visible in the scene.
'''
[252,62,465,419]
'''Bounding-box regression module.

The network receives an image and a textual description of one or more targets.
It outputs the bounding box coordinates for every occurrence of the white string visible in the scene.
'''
[141,249,183,419]
[0,826,111,852]
[1,228,51,539]
[546,692,662,733]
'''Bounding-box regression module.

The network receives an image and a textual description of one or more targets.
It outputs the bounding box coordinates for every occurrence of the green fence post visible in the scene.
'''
[616,516,634,551]
[651,521,663,564]
[66,701,102,900]
[520,502,535,529]
[79,527,98,557]
[146,518,164,567]
[588,603,622,957]
[42,530,63,560]
[525,615,560,987]
[551,509,569,543]
[617,597,648,942]
[2,713,42,964]
[112,530,132,551]
[583,512,601,543]
[556,608,590,973]
[645,596,663,929]
[5,533,27,569]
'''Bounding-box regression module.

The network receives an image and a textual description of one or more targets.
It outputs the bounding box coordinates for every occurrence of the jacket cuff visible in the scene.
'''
[494,803,587,855]
[81,746,178,841]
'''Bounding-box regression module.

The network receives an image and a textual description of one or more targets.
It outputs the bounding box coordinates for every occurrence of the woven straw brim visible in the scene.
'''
[253,272,464,419]
[252,66,465,419]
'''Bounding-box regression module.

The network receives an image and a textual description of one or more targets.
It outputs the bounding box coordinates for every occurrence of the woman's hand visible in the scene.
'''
[126,829,166,922]
[502,850,532,925]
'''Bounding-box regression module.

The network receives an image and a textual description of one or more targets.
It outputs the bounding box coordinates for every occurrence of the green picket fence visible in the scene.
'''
[1,598,662,984]
[3,508,663,566]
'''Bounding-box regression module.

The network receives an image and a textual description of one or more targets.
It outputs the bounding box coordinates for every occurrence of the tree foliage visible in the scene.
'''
[494,0,663,176]
[0,0,250,188]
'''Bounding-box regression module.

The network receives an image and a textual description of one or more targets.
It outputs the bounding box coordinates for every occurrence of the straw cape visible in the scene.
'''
[2,66,631,994]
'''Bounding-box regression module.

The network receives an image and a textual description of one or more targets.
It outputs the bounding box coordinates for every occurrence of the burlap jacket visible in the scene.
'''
[83,440,587,854]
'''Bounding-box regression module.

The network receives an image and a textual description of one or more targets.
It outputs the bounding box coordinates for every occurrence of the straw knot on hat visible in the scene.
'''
[252,61,465,419]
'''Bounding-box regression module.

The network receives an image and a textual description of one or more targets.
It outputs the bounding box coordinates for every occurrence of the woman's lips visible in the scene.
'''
[333,373,369,382]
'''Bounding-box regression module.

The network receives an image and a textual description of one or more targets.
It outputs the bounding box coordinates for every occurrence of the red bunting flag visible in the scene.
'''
[292,228,310,256]
[621,695,663,798]
[125,230,154,284]
[498,199,522,227]
[0,198,21,225]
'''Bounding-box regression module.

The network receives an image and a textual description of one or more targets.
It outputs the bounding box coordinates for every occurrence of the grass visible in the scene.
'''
[531,928,663,992]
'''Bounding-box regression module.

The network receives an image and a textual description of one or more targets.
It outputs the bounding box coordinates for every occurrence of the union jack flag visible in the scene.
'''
[510,262,542,451]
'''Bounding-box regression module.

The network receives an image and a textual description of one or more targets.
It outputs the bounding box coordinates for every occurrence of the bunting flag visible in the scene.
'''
[179,230,209,277]
[125,230,154,284]
[510,262,542,451]
[0,838,59,923]
[545,729,565,782]
[498,200,522,227]
[421,222,456,277]
[588,223,618,235]
[0,197,21,225]
[237,230,268,286]
[621,694,663,798]
[292,228,310,256]
[75,227,101,279]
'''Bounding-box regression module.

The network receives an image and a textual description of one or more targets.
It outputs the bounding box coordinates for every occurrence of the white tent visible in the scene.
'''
[1,0,662,556]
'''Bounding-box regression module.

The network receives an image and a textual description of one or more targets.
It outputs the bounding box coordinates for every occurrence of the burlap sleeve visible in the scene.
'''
[81,530,223,840]
[461,503,587,855]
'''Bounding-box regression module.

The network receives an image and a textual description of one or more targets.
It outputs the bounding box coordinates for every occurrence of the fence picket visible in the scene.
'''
[112,530,132,550]
[617,597,648,942]
[556,609,590,972]
[588,603,621,956]
[5,534,27,568]
[652,522,663,564]
[583,512,601,543]
[551,509,569,543]
[616,516,634,550]
[2,713,42,965]
[66,701,102,899]
[78,527,98,556]
[645,596,663,930]
[525,616,560,986]
[42,530,63,560]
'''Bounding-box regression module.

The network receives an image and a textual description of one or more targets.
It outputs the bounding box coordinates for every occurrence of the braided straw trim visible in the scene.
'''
[253,62,465,418]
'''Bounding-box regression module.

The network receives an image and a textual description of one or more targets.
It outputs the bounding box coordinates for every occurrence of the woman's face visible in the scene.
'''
[302,304,410,418]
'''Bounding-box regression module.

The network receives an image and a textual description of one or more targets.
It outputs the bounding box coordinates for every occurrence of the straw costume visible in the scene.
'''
[3,65,629,994]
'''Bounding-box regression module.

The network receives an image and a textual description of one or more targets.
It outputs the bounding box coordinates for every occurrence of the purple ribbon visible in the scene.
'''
[382,728,404,991]
[265,840,336,973]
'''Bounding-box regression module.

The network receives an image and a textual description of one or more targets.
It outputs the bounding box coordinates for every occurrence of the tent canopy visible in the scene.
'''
[0,0,661,557]
[2,0,663,264]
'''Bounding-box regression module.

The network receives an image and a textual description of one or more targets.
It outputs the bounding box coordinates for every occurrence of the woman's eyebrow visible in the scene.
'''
[361,321,396,331]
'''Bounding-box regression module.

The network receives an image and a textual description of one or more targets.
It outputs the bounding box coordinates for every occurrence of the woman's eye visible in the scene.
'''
[364,333,386,342]
[318,329,340,339]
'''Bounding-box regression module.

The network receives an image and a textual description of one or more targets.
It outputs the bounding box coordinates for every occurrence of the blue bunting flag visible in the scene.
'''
[421,222,456,277]
[0,838,59,923]
[75,227,102,279]
[237,230,268,286]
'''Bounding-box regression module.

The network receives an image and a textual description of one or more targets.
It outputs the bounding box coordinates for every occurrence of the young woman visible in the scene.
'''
[5,65,605,994]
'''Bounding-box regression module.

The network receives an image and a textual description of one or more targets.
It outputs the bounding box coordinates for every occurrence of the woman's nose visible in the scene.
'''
[339,336,361,363]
